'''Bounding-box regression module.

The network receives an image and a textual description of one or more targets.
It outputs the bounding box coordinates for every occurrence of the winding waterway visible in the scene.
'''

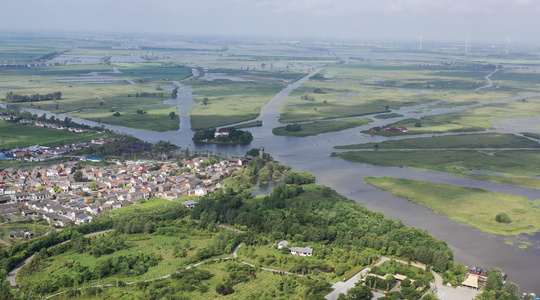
[3,70,540,293]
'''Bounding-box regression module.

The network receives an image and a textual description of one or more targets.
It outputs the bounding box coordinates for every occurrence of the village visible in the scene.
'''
[0,155,254,236]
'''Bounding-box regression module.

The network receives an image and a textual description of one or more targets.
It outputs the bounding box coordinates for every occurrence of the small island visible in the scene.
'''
[192,127,253,144]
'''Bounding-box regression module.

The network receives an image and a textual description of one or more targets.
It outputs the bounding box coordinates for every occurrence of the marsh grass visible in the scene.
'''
[273,118,371,137]
[336,133,540,150]
[364,177,540,236]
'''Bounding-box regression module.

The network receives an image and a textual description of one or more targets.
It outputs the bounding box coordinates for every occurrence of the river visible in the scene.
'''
[2,70,540,293]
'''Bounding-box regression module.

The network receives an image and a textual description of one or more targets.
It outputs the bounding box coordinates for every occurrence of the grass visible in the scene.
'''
[187,79,285,130]
[363,118,485,136]
[234,120,263,129]
[364,177,540,236]
[0,121,102,149]
[374,113,404,119]
[111,63,192,83]
[71,104,179,131]
[335,133,540,150]
[105,197,178,216]
[18,226,218,291]
[278,63,499,123]
[333,149,540,180]
[273,118,372,137]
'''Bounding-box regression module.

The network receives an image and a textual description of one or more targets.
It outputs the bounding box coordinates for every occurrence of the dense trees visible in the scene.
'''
[285,123,302,132]
[190,181,453,270]
[5,91,62,103]
[477,268,521,300]
[192,127,253,144]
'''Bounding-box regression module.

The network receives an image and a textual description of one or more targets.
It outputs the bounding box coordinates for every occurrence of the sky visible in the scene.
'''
[2,0,539,45]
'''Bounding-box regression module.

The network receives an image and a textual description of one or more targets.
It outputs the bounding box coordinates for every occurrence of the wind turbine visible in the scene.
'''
[506,37,511,54]
[465,36,469,54]
[419,35,423,51]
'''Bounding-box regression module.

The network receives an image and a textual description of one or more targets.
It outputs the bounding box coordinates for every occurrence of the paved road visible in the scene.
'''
[431,270,480,300]
[324,257,391,300]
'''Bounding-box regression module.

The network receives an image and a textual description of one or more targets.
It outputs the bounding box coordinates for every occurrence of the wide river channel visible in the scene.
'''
[3,69,540,293]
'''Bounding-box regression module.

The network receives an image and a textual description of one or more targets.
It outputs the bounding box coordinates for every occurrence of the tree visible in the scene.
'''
[504,282,521,300]
[169,111,176,119]
[74,170,83,182]
[485,268,503,291]
[346,285,372,300]
[89,182,98,191]
[203,98,209,105]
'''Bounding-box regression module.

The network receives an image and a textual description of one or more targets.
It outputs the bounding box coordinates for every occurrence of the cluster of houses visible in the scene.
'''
[35,120,88,133]
[369,126,409,134]
[0,114,89,134]
[0,129,115,162]
[0,156,253,233]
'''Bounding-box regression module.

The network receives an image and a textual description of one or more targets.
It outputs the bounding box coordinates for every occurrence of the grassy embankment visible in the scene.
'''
[364,177,540,236]
[374,113,403,119]
[273,118,372,137]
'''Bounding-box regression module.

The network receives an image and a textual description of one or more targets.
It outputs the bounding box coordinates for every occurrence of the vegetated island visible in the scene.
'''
[364,177,540,237]
[273,118,371,137]
[192,127,253,144]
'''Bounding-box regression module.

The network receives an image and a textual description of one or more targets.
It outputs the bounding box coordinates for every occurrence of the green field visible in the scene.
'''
[336,133,540,150]
[17,225,219,293]
[273,118,372,137]
[277,63,502,123]
[71,104,179,131]
[364,177,540,236]
[187,77,286,130]
[0,121,101,149]
[333,149,540,180]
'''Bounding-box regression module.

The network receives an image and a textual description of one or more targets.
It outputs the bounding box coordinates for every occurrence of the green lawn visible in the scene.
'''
[364,177,540,236]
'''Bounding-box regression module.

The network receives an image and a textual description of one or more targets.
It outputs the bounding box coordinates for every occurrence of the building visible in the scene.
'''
[290,246,313,257]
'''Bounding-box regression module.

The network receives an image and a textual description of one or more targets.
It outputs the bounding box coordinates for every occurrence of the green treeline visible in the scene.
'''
[191,183,453,271]
[135,92,164,98]
[5,91,62,103]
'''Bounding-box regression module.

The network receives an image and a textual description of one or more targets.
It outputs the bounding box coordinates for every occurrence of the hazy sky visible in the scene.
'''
[2,0,539,44]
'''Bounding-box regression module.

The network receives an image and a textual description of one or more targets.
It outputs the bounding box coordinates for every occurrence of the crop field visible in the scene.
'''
[273,118,372,137]
[364,177,540,236]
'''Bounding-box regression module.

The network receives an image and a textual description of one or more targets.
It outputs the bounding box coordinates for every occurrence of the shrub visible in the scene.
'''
[495,213,511,223]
